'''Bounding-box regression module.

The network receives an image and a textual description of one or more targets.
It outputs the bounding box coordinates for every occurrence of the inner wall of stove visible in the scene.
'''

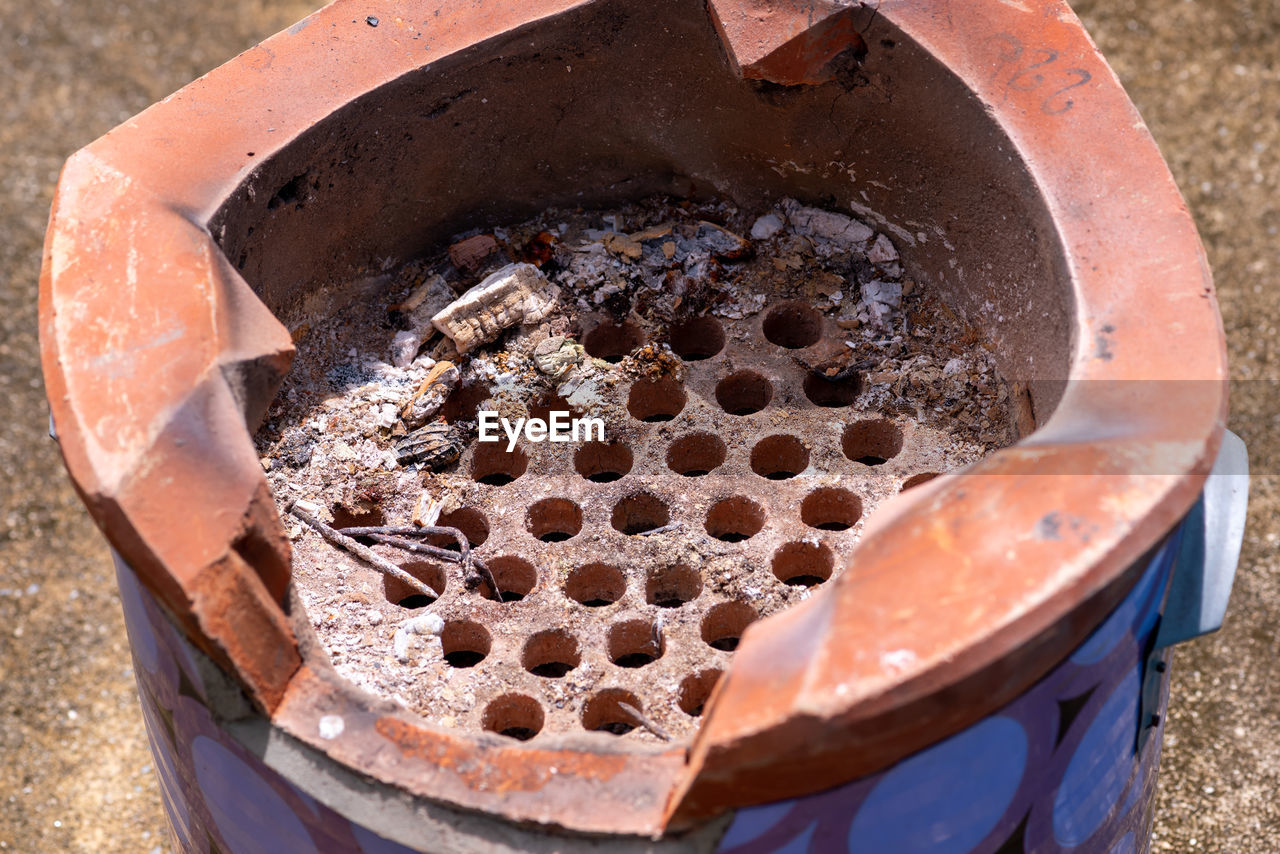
[212,0,1074,425]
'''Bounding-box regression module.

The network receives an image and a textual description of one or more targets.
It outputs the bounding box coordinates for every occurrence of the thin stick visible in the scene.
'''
[287,503,436,600]
[360,533,466,564]
[363,534,501,600]
[340,525,500,600]
[617,701,671,742]
[339,524,469,563]
[637,523,681,537]
[474,560,503,602]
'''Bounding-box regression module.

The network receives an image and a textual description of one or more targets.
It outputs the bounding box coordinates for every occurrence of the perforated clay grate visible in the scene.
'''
[258,194,1017,746]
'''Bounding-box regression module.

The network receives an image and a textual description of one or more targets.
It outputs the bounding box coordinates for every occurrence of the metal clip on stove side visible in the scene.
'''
[1139,429,1249,749]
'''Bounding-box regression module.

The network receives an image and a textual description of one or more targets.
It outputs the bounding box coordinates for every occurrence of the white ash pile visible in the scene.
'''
[261,195,930,487]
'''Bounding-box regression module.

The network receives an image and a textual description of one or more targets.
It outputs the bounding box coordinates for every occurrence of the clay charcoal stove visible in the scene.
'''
[42,0,1236,847]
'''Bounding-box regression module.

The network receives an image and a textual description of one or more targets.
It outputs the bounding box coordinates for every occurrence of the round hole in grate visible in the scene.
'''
[608,619,664,668]
[574,441,634,483]
[383,561,447,609]
[526,498,583,542]
[471,442,528,486]
[331,503,385,530]
[627,377,686,422]
[522,629,581,678]
[762,301,822,349]
[842,419,903,466]
[701,601,758,652]
[705,496,765,542]
[678,669,724,717]
[902,471,941,491]
[645,564,702,608]
[479,556,537,602]
[772,541,835,587]
[800,487,862,532]
[441,620,491,668]
[669,315,726,361]
[424,507,490,551]
[666,432,727,477]
[564,562,626,607]
[440,378,491,423]
[750,434,810,480]
[527,392,578,423]
[584,319,645,362]
[611,492,670,535]
[715,370,772,416]
[582,689,644,736]
[481,694,544,741]
[803,366,862,408]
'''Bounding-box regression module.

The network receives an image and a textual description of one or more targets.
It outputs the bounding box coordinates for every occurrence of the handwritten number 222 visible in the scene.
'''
[987,34,1091,115]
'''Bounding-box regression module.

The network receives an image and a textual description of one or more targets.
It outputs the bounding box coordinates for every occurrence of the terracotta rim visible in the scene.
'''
[39,0,1226,834]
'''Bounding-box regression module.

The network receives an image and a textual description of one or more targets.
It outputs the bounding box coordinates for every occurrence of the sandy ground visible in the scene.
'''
[1070,2,1280,849]
[0,1,1276,851]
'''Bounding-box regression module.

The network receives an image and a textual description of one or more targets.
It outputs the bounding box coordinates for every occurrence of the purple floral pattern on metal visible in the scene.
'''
[716,529,1181,854]
[113,554,418,854]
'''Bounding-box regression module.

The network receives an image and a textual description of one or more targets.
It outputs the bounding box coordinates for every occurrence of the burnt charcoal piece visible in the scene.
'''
[394,421,471,469]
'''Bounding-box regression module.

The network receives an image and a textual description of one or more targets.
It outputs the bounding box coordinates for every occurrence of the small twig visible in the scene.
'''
[472,558,501,601]
[339,524,469,562]
[617,701,670,742]
[340,524,500,600]
[364,534,500,600]
[363,533,465,563]
[287,503,436,600]
[651,614,665,655]
[637,523,681,537]
[339,526,436,535]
